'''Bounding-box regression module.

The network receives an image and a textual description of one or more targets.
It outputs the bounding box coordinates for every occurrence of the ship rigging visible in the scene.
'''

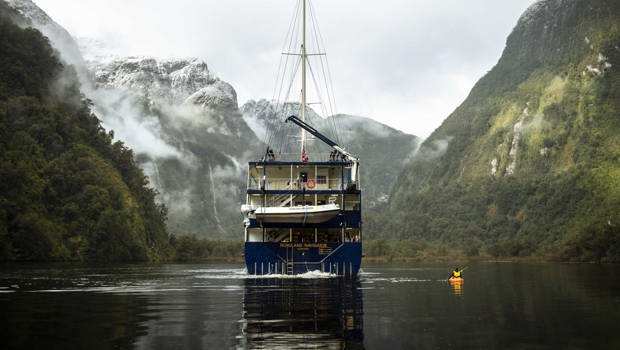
[241,0,362,276]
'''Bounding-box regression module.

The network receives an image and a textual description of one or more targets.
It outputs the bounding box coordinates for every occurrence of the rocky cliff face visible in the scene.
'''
[386,0,620,261]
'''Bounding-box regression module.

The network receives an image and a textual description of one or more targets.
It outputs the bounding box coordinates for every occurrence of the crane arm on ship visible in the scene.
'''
[285,115,360,183]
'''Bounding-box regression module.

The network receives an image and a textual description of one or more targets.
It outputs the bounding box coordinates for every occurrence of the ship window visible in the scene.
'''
[317,175,327,184]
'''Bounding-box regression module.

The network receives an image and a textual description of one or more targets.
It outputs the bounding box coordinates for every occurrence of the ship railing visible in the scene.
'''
[256,259,353,276]
[257,151,351,163]
[248,177,344,191]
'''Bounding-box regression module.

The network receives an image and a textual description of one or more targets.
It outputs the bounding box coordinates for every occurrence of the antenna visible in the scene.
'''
[300,0,307,162]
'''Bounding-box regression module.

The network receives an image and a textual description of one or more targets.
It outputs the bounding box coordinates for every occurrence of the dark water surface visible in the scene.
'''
[1,263,619,349]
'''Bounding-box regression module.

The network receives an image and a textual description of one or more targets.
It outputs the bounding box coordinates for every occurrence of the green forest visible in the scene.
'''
[0,3,248,263]
[1,0,619,264]
[369,0,620,263]
[0,4,175,262]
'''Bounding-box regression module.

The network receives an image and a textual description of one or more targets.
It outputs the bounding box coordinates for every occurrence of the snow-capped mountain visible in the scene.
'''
[89,56,253,144]
[87,55,261,238]
[7,0,421,238]
[7,0,261,238]
[92,57,224,106]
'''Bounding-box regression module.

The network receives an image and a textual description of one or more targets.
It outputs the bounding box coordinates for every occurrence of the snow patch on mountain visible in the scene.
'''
[184,80,238,111]
[91,57,219,105]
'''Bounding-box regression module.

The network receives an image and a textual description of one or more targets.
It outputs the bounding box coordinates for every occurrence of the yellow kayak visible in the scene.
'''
[449,276,464,284]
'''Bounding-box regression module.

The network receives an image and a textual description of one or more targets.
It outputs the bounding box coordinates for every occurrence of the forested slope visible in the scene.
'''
[0,2,172,262]
[375,0,620,262]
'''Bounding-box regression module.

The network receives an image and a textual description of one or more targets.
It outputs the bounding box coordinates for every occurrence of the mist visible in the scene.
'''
[33,0,538,138]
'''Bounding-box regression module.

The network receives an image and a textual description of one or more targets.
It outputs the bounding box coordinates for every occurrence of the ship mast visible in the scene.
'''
[300,0,307,162]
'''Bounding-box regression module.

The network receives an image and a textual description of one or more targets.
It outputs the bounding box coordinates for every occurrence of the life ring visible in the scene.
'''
[306,179,316,189]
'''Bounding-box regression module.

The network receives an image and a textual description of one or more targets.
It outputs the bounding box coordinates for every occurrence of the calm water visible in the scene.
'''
[1,262,619,349]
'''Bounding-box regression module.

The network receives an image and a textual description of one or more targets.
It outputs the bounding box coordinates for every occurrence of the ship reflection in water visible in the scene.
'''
[239,277,363,348]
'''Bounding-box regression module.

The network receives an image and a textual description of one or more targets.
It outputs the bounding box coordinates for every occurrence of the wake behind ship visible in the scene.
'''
[241,0,362,276]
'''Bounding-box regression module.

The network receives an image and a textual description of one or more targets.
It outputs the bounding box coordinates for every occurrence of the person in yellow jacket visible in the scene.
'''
[450,267,463,279]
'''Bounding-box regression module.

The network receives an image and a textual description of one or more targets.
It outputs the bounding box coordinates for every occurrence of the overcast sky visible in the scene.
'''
[34,0,537,138]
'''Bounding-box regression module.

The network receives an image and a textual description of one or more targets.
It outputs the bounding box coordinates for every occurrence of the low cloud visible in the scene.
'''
[35,0,538,138]
[416,137,453,162]
[89,87,184,159]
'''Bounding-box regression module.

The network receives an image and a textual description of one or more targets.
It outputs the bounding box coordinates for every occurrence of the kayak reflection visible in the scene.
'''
[449,277,464,296]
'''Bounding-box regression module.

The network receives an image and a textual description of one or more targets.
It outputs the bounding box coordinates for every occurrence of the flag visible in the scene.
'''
[301,145,308,163]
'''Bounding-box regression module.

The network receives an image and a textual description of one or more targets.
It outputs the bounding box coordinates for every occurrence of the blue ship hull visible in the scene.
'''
[245,242,362,277]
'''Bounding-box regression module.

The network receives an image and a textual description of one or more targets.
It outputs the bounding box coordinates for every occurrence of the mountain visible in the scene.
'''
[0,1,171,262]
[6,0,261,239]
[4,0,90,86]
[88,56,261,238]
[7,0,421,242]
[384,0,620,262]
[88,57,420,237]
[241,99,421,209]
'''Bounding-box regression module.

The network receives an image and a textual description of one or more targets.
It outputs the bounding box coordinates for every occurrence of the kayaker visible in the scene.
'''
[450,267,462,279]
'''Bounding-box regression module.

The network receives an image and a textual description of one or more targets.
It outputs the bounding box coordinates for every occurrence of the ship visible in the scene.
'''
[241,0,362,276]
